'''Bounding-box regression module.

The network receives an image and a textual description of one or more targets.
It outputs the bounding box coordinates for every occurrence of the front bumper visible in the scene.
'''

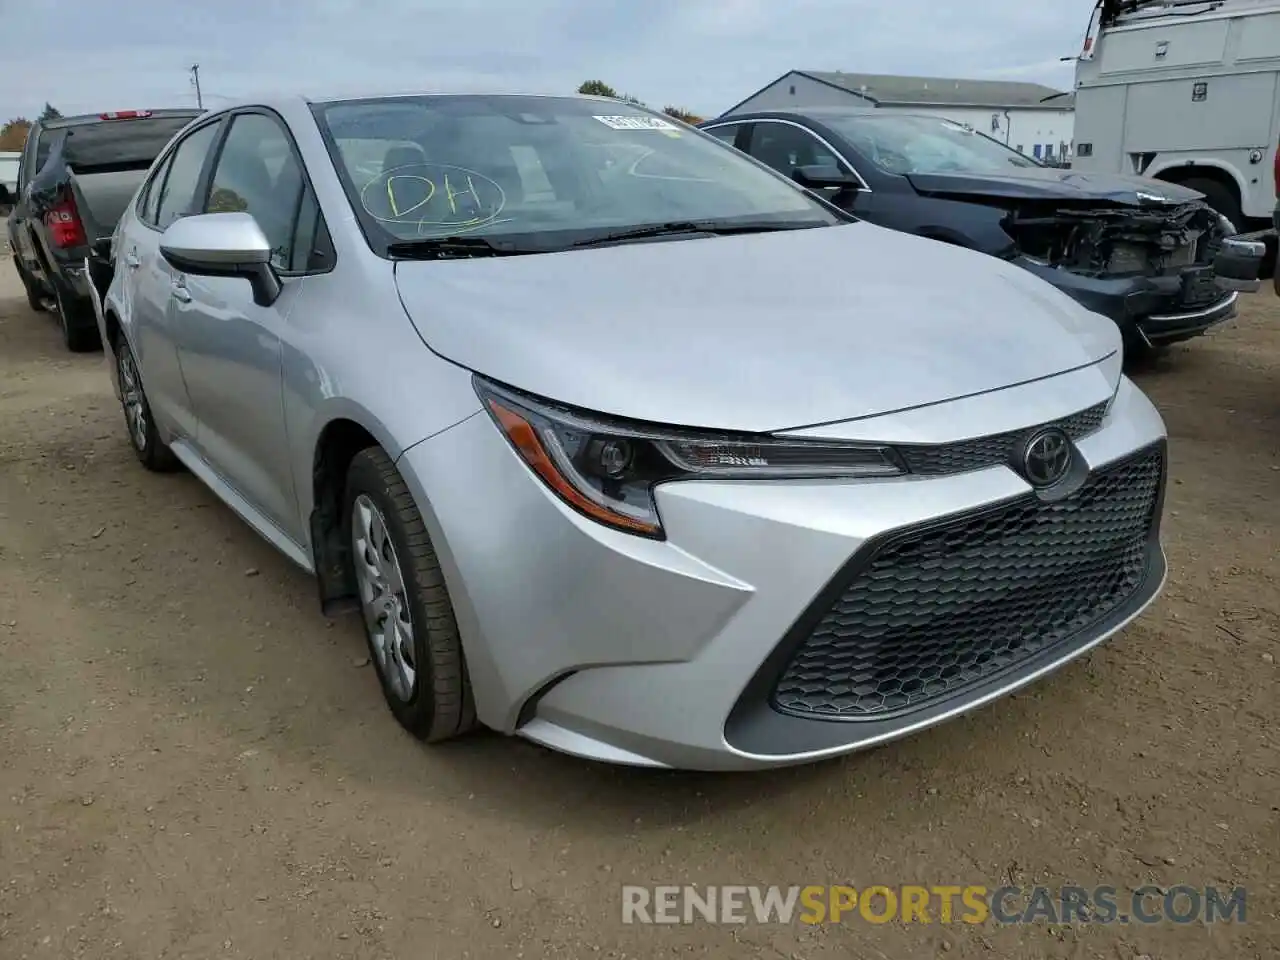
[1018,240,1263,346]
[398,375,1168,771]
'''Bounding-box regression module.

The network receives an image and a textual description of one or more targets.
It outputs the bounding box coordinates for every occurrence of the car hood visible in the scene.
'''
[906,167,1205,206]
[393,222,1120,433]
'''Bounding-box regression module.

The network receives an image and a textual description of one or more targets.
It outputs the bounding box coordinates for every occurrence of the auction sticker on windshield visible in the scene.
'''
[593,115,678,131]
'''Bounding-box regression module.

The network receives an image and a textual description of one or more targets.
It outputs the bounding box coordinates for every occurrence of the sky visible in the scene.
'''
[0,0,1096,122]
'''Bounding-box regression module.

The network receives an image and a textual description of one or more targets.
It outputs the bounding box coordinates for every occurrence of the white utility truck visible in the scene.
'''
[1073,0,1279,271]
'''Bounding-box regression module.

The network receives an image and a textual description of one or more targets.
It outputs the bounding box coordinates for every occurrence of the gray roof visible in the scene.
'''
[797,71,1074,109]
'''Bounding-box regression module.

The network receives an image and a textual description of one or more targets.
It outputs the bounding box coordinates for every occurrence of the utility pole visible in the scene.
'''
[190,64,203,109]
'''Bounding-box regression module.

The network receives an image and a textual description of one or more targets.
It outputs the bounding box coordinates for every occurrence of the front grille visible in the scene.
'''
[897,401,1108,477]
[772,445,1164,721]
[1108,241,1152,274]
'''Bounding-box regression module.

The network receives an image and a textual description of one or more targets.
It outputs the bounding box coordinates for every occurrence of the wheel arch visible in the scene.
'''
[307,400,421,615]
[1149,162,1244,208]
[309,415,381,614]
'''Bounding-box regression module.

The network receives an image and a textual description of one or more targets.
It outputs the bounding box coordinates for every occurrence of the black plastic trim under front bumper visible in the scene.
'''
[724,440,1168,759]
[1016,258,1247,345]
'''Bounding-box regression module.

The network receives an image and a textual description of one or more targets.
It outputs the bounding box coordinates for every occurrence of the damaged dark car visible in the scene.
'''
[699,108,1265,355]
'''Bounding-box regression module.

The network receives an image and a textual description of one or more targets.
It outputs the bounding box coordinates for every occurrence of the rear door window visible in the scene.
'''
[138,151,175,227]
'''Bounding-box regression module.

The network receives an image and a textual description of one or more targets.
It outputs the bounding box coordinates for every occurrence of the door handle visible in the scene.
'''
[125,252,141,270]
[171,282,192,304]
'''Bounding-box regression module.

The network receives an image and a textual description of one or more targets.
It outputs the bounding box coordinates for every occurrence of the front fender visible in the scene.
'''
[291,381,483,528]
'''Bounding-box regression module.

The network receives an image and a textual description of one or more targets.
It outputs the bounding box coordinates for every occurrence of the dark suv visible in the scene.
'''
[7,109,201,351]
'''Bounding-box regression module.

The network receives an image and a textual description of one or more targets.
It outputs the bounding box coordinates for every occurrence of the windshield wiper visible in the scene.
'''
[570,220,825,249]
[386,236,534,260]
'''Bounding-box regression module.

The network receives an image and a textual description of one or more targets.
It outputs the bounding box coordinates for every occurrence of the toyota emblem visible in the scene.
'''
[1021,428,1073,487]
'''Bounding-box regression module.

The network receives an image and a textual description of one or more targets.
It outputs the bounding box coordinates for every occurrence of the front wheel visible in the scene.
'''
[343,447,477,742]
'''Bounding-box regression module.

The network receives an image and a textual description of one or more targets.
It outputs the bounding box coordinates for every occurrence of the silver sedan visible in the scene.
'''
[91,92,1168,770]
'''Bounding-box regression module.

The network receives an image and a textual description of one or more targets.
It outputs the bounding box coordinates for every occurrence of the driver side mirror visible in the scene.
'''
[159,212,282,307]
[791,164,860,191]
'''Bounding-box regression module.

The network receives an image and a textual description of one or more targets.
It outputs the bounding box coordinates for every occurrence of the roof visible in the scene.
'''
[723,71,1075,114]
[303,88,594,106]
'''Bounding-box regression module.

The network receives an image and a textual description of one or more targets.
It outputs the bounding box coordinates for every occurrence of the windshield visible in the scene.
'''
[313,95,839,253]
[822,114,1041,175]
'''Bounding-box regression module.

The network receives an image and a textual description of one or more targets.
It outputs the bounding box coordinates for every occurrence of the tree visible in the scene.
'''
[577,80,619,99]
[577,80,644,106]
[0,117,31,152]
[663,106,703,124]
[39,103,62,122]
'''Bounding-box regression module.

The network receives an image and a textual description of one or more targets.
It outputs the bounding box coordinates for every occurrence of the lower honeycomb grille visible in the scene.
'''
[771,445,1164,721]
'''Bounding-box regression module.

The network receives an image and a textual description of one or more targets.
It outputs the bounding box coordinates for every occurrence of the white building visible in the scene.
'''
[720,71,1076,163]
[0,151,19,195]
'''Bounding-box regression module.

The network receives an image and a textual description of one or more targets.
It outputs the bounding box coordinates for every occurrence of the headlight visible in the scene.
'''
[475,376,904,539]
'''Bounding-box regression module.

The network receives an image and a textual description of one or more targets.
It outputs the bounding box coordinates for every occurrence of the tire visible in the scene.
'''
[53,283,102,353]
[12,257,45,313]
[114,334,179,472]
[1181,177,1243,233]
[343,447,477,742]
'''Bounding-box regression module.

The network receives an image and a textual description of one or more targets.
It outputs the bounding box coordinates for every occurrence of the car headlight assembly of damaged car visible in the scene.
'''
[476,377,905,538]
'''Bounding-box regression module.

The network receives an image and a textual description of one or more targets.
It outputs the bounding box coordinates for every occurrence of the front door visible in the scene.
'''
[743,119,872,215]
[170,111,310,544]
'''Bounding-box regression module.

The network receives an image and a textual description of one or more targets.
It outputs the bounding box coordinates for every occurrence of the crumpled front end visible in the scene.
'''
[1005,199,1262,348]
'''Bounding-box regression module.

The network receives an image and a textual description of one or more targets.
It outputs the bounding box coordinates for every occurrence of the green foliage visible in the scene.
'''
[0,117,31,151]
[662,106,703,124]
[577,80,619,99]
[577,81,645,107]
[39,103,62,122]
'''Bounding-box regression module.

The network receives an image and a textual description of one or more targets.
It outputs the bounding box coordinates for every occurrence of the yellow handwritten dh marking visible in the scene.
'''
[385,175,435,218]
[443,173,482,216]
[360,163,507,235]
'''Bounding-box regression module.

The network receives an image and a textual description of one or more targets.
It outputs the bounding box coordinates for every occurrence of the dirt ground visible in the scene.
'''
[0,261,1276,960]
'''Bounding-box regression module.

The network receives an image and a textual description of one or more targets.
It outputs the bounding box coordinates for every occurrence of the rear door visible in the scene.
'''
[123,117,224,443]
